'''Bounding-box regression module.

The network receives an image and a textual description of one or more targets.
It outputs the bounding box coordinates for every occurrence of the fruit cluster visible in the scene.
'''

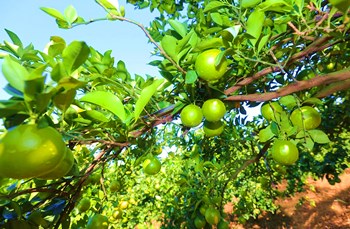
[261,102,322,166]
[180,99,226,137]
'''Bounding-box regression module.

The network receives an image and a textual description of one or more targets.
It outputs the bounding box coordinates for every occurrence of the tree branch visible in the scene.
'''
[224,36,334,96]
[225,69,350,102]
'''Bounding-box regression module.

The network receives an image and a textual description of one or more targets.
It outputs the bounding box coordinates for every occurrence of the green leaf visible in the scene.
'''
[134,79,164,121]
[241,0,261,8]
[185,70,198,84]
[279,95,297,109]
[210,13,223,26]
[304,137,314,150]
[95,0,118,10]
[161,35,178,62]
[168,20,187,38]
[53,89,76,111]
[62,41,90,74]
[83,110,110,122]
[47,36,66,57]
[64,5,78,24]
[308,130,330,144]
[246,10,265,46]
[194,38,224,51]
[2,56,29,92]
[176,30,198,53]
[221,25,241,42]
[259,124,275,142]
[257,33,270,53]
[0,100,26,118]
[303,97,323,106]
[257,0,292,12]
[24,77,46,102]
[4,29,23,48]
[40,7,66,21]
[203,1,226,12]
[80,91,126,122]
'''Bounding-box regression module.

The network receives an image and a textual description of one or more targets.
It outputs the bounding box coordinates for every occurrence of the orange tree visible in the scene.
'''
[0,0,350,228]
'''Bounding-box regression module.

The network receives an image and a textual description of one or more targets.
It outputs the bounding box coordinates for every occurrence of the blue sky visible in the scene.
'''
[0,0,161,99]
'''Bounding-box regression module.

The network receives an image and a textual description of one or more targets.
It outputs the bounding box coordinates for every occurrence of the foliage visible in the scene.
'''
[0,0,349,228]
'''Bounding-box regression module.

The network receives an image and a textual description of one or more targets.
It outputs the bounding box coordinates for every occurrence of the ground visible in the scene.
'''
[233,169,350,229]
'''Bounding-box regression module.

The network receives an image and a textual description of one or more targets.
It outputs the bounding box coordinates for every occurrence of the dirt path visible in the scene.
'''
[240,169,350,229]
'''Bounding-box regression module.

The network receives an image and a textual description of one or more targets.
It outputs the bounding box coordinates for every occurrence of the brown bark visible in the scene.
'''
[225,69,350,102]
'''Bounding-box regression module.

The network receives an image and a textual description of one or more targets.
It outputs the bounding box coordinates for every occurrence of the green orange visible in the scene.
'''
[290,106,321,130]
[86,214,108,229]
[0,124,73,179]
[261,102,283,121]
[271,140,299,165]
[205,207,220,225]
[202,99,226,122]
[180,104,203,127]
[203,120,224,137]
[195,49,228,81]
[143,157,161,175]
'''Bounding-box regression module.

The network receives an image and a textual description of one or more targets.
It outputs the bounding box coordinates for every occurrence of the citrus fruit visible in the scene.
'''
[204,207,220,225]
[199,204,208,216]
[290,106,321,130]
[180,104,203,127]
[112,208,123,219]
[0,124,73,179]
[86,214,108,229]
[77,198,91,213]
[37,148,74,179]
[110,180,122,192]
[202,99,226,122]
[271,140,299,165]
[195,49,228,81]
[194,215,206,228]
[203,120,224,137]
[260,102,283,121]
[119,200,129,210]
[218,219,229,229]
[143,157,161,175]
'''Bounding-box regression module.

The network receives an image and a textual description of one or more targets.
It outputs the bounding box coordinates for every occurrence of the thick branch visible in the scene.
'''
[225,69,350,102]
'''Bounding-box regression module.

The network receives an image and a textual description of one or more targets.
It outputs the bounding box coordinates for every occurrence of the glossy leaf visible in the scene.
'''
[185,70,198,84]
[62,41,90,74]
[161,35,178,62]
[221,25,241,41]
[308,130,330,144]
[64,5,78,25]
[40,7,66,21]
[80,91,126,122]
[53,89,76,111]
[203,1,226,12]
[241,0,261,8]
[195,38,224,51]
[134,79,164,121]
[95,0,118,10]
[246,10,265,46]
[279,95,297,109]
[168,20,187,38]
[2,56,29,92]
[259,124,276,142]
[210,13,223,26]
[4,29,23,48]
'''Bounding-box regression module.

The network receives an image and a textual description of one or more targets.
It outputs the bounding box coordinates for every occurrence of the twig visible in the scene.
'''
[54,147,115,229]
[219,142,271,208]
[71,16,186,75]
[224,36,335,95]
